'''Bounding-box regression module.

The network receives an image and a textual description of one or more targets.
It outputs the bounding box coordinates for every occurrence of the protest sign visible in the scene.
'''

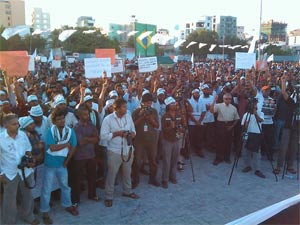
[95,49,116,64]
[138,57,158,73]
[111,59,124,73]
[235,52,256,70]
[51,60,61,68]
[28,55,35,71]
[84,58,112,78]
[67,57,76,63]
[0,51,30,76]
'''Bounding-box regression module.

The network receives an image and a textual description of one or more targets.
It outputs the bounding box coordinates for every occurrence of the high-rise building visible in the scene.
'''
[184,16,213,38]
[31,8,50,31]
[76,16,95,28]
[261,19,287,42]
[236,26,245,40]
[212,15,237,39]
[0,0,25,27]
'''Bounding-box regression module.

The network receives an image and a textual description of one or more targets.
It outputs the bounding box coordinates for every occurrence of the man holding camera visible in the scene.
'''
[101,98,138,207]
[132,93,160,188]
[0,114,39,225]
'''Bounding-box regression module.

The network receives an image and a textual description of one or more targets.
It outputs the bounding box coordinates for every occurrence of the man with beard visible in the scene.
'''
[29,105,50,143]
[188,88,206,157]
[200,84,215,152]
[49,95,78,128]
[152,88,166,162]
[132,93,160,188]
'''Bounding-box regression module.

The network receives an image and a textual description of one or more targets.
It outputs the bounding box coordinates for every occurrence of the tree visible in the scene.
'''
[264,44,293,56]
[180,30,219,57]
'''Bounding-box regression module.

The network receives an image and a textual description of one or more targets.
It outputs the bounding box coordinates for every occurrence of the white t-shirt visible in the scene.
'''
[188,97,206,125]
[200,95,215,124]
[241,111,264,134]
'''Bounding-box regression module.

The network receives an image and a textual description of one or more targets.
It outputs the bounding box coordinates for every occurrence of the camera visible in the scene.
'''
[124,130,133,146]
[246,96,258,113]
[141,106,152,115]
[18,155,34,170]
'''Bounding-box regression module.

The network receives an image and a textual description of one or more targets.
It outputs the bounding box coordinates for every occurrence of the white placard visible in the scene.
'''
[111,59,124,73]
[67,57,75,63]
[84,58,112,78]
[235,52,256,70]
[40,56,47,63]
[51,60,61,68]
[28,55,35,71]
[138,57,158,73]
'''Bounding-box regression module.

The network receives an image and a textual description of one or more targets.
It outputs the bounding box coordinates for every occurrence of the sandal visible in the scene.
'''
[273,168,281,174]
[42,213,53,225]
[287,168,297,174]
[104,199,113,207]
[65,206,79,216]
[88,196,101,202]
[122,192,140,199]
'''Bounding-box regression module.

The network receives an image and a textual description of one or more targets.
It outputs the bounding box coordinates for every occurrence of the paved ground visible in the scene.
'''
[18,150,300,225]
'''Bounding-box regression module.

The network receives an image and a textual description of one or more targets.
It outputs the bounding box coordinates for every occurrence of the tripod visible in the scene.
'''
[177,97,196,182]
[282,88,300,180]
[228,100,278,185]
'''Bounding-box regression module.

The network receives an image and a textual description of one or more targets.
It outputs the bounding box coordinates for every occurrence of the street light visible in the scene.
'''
[131,15,136,59]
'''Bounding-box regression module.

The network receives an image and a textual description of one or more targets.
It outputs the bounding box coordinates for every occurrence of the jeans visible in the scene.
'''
[40,166,72,212]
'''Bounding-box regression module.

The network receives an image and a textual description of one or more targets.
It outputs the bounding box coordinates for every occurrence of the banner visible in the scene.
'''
[135,22,156,57]
[95,49,116,64]
[67,57,76,63]
[111,59,124,73]
[235,52,256,70]
[51,60,61,68]
[0,51,30,77]
[84,58,112,78]
[28,55,35,71]
[138,57,158,73]
[40,56,47,63]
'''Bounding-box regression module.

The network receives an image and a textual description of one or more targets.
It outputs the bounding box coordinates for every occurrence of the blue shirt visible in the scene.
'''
[44,127,77,168]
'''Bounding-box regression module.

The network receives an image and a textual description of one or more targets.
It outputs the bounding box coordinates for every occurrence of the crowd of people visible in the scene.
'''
[0,58,299,224]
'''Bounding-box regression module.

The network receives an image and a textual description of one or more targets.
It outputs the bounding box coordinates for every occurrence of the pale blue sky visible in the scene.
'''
[25,0,299,34]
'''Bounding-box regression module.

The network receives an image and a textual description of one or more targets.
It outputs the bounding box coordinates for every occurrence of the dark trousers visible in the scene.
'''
[68,158,97,204]
[261,124,274,157]
[216,121,234,161]
[188,125,203,153]
[132,140,158,183]
[95,145,108,180]
[233,121,242,156]
[202,122,216,151]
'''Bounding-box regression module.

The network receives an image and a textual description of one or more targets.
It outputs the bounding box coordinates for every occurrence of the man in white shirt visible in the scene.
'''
[188,88,206,157]
[0,114,39,225]
[101,98,139,207]
[241,99,266,178]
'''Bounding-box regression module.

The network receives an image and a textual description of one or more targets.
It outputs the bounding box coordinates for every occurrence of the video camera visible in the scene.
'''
[141,106,152,115]
[246,96,258,113]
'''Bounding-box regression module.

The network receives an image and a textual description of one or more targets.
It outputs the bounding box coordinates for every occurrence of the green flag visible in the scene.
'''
[135,22,156,57]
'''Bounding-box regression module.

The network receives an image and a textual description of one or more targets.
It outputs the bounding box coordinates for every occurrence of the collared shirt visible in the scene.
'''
[35,116,50,142]
[241,111,264,134]
[0,130,33,180]
[73,121,98,160]
[188,97,206,125]
[100,112,136,155]
[152,100,166,130]
[214,103,240,122]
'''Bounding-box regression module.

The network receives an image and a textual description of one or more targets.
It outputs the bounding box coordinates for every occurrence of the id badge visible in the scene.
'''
[144,124,148,132]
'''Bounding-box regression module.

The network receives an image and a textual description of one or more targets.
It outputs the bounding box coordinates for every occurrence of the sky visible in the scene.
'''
[24,0,299,35]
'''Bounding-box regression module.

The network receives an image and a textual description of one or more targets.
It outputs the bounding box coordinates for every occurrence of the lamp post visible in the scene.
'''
[222,35,225,61]
[131,15,136,59]
[258,0,263,60]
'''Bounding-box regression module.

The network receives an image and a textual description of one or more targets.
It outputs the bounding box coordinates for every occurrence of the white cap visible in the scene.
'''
[157,88,166,96]
[142,89,150,96]
[53,95,66,108]
[104,99,115,110]
[108,90,118,98]
[17,78,24,83]
[216,77,221,81]
[240,76,245,80]
[83,95,93,103]
[164,97,176,106]
[201,84,209,90]
[27,95,38,103]
[19,116,34,129]
[28,105,43,117]
[192,88,200,94]
[0,90,6,95]
[84,88,92,95]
